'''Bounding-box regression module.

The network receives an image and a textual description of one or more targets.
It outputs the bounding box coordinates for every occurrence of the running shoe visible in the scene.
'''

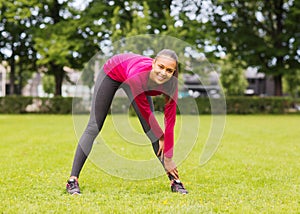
[171,179,188,194]
[66,178,81,195]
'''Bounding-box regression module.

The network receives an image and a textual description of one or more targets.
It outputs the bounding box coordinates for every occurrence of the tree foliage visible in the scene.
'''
[204,0,299,96]
[0,0,39,94]
[33,0,100,96]
[42,74,55,96]
[0,0,299,97]
[219,56,248,96]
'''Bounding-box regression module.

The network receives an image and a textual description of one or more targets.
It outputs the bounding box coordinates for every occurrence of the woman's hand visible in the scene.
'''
[157,137,164,160]
[163,157,179,180]
[156,136,179,179]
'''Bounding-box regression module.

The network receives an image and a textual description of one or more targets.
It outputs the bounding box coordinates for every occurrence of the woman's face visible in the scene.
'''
[149,56,176,85]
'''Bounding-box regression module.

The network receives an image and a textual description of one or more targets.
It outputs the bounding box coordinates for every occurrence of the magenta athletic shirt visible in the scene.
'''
[103,53,177,158]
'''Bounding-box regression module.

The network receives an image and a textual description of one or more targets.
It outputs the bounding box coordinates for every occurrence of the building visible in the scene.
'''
[181,72,222,98]
[245,67,275,96]
[181,67,276,98]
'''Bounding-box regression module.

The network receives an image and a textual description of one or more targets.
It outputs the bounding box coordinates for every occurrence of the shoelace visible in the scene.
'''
[68,180,78,189]
[172,180,184,189]
[174,182,185,190]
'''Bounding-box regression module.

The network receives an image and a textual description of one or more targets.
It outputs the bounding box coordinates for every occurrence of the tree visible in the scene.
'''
[219,56,248,96]
[0,0,39,95]
[206,0,300,96]
[33,0,101,96]
[145,0,173,33]
[284,69,300,97]
[42,74,55,96]
[109,0,181,41]
[34,0,74,96]
[110,1,153,51]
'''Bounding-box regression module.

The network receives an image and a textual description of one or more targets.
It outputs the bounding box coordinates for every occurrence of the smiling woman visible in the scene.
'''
[66,49,188,195]
[149,49,178,90]
[150,56,176,84]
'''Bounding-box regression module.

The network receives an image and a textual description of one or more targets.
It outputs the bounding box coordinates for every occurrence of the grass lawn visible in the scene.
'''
[0,114,299,213]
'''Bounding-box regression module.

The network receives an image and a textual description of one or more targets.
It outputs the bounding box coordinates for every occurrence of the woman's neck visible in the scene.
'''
[147,79,158,89]
[147,73,159,89]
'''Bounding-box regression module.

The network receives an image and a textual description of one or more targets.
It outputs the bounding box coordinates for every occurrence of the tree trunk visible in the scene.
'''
[52,64,64,96]
[17,62,23,95]
[272,0,283,97]
[9,55,15,95]
[274,74,282,96]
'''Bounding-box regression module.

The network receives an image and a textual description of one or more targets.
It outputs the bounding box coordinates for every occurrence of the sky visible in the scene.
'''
[69,0,91,10]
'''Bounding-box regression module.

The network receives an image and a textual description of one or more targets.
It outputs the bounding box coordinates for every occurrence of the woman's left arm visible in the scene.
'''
[163,92,177,159]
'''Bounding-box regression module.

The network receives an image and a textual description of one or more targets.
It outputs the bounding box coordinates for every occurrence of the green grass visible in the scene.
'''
[0,114,299,213]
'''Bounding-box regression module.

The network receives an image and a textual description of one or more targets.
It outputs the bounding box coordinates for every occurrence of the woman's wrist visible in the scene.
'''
[164,156,172,162]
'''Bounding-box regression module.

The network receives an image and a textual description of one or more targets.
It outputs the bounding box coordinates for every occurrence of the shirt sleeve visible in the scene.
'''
[163,89,178,158]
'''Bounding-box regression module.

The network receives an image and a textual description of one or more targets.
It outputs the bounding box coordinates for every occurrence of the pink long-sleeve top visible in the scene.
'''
[103,53,177,158]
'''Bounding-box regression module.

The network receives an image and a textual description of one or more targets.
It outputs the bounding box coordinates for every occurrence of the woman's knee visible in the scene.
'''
[84,120,100,136]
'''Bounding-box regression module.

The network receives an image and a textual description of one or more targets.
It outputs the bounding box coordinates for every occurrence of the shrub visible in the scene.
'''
[0,96,32,113]
[0,96,299,114]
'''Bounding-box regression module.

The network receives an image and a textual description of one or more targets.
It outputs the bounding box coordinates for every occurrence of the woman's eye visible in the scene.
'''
[158,65,164,69]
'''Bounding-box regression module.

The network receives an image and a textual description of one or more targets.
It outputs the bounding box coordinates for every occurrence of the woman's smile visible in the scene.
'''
[149,56,176,85]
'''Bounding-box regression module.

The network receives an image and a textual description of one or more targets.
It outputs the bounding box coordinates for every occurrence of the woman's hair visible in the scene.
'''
[155,49,179,100]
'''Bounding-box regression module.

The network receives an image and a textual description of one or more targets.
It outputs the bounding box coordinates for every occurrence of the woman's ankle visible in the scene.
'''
[69,176,78,180]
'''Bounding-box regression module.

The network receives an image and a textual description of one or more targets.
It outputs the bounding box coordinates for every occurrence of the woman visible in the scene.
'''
[66,49,188,194]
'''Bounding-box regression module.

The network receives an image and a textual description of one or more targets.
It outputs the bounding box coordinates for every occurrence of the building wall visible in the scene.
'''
[246,76,275,96]
[0,64,6,96]
[265,76,275,96]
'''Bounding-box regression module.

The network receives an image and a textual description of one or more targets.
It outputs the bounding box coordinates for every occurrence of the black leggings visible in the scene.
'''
[70,70,174,180]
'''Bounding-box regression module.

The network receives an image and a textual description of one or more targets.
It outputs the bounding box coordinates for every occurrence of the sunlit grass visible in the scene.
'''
[0,114,299,213]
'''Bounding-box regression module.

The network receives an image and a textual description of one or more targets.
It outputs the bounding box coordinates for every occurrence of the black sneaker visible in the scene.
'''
[171,180,188,194]
[66,178,81,195]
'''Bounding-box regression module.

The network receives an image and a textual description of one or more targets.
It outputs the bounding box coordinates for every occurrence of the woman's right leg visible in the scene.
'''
[70,72,121,178]
[121,85,175,180]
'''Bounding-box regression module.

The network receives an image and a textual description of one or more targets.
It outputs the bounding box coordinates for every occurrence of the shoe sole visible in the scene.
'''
[71,192,81,195]
[171,188,188,194]
[173,191,188,194]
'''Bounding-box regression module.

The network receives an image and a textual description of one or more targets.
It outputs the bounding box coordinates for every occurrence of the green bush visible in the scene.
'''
[0,96,32,113]
[0,96,73,114]
[45,96,73,114]
[225,96,293,114]
[156,96,298,114]
[0,96,299,114]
